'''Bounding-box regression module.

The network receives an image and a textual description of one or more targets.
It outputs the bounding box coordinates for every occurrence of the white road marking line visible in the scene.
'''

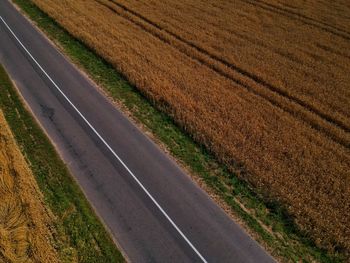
[0,15,208,263]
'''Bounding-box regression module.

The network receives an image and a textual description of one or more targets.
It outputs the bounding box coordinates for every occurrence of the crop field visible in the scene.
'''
[0,110,58,262]
[29,0,350,255]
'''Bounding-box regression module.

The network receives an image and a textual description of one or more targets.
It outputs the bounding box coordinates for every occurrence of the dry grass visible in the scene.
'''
[30,0,350,254]
[0,110,59,263]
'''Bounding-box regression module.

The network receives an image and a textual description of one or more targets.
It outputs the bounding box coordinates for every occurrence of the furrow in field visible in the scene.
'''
[242,0,350,41]
[104,0,350,133]
[97,0,350,147]
[316,43,350,60]
[111,0,350,122]
[262,0,350,36]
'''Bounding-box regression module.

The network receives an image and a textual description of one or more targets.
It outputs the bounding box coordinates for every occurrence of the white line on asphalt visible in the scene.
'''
[0,15,208,263]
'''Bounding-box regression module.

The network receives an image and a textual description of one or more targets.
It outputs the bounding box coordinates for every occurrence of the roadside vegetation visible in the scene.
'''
[12,0,349,262]
[0,108,59,263]
[0,64,124,262]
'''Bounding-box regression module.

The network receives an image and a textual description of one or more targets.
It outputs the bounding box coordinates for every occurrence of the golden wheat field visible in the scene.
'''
[30,0,350,253]
[0,110,58,263]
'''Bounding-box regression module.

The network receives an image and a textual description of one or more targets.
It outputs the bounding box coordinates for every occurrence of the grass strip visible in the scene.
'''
[10,0,346,262]
[0,64,124,262]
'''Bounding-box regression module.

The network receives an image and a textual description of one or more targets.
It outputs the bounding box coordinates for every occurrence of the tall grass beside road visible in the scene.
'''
[0,108,59,263]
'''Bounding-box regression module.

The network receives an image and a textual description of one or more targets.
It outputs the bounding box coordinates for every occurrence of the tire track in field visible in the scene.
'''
[316,43,350,60]
[104,0,350,133]
[241,0,350,41]
[95,0,350,148]
[98,0,350,145]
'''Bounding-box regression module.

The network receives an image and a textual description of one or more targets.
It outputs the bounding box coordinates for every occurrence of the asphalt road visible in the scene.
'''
[0,1,275,262]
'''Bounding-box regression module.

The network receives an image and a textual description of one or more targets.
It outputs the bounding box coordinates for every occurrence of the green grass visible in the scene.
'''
[10,0,347,262]
[0,65,124,262]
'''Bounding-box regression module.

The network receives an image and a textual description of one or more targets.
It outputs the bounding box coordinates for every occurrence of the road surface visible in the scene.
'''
[0,1,274,262]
